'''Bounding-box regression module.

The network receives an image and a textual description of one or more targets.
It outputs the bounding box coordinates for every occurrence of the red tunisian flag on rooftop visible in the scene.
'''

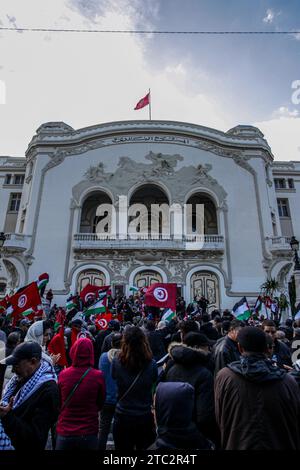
[9,282,42,323]
[134,92,150,110]
[144,283,177,311]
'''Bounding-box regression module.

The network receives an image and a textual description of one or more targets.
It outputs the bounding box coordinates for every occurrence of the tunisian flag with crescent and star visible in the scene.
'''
[9,282,42,324]
[80,284,111,304]
[134,92,150,110]
[144,283,177,311]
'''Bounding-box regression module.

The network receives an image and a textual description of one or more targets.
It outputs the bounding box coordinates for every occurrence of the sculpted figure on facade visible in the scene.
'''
[84,162,113,183]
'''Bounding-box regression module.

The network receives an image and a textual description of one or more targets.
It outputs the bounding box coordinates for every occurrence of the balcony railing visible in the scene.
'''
[267,236,292,251]
[73,233,224,251]
[3,233,31,251]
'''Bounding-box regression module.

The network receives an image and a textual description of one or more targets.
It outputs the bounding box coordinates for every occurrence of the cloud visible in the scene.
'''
[272,106,299,118]
[255,116,300,161]
[67,0,160,28]
[0,0,231,157]
[263,8,280,24]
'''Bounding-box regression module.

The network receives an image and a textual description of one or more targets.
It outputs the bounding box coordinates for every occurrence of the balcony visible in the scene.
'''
[3,233,31,252]
[73,233,225,251]
[267,236,292,252]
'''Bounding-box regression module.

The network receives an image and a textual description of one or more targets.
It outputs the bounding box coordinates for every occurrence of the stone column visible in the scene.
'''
[294,270,300,307]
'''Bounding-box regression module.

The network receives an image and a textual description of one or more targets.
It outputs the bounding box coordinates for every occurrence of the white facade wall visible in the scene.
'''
[0,121,299,311]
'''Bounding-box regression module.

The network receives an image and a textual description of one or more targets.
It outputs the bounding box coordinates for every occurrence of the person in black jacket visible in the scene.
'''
[143,319,176,361]
[213,319,242,376]
[112,326,157,450]
[162,333,215,443]
[200,314,220,341]
[0,341,59,450]
[215,327,300,450]
[262,320,292,368]
[101,320,121,354]
[149,382,213,450]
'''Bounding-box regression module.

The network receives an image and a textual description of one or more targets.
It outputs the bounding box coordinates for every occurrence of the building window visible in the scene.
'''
[9,193,22,212]
[288,178,295,189]
[4,174,12,185]
[277,199,290,218]
[274,178,286,189]
[13,174,25,185]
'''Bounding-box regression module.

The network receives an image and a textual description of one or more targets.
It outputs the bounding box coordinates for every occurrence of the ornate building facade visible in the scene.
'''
[0,120,299,312]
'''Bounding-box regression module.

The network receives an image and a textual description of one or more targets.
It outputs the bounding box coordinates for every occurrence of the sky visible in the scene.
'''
[0,0,299,161]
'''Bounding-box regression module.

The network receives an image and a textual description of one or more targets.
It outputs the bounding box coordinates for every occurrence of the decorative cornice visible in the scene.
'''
[26,120,274,160]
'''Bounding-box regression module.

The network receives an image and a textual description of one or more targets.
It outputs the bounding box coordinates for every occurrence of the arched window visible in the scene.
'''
[80,191,112,234]
[77,269,106,292]
[186,193,218,235]
[129,185,169,235]
[134,270,163,288]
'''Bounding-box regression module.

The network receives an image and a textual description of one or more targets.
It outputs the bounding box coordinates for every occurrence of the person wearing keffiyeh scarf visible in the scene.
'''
[0,342,59,450]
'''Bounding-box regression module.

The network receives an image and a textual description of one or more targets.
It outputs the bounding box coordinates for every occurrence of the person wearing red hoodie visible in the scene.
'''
[56,338,106,450]
[47,326,68,376]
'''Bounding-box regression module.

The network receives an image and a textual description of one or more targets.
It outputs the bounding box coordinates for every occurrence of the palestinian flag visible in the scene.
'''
[129,286,139,293]
[161,308,176,323]
[54,308,66,333]
[254,296,263,314]
[66,298,77,312]
[85,292,107,316]
[232,297,251,321]
[37,273,49,291]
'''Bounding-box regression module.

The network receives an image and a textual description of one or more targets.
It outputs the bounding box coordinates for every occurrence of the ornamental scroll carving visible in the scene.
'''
[78,152,227,205]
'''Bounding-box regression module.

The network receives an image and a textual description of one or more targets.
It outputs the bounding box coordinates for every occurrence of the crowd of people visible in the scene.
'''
[0,290,300,451]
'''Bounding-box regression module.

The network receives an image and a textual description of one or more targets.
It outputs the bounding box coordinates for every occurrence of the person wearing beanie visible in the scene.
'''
[215,326,300,450]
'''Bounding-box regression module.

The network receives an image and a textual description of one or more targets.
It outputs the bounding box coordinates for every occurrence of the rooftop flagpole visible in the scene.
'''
[149,88,152,120]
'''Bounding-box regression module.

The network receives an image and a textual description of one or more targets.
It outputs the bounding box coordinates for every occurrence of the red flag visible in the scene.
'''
[134,92,150,110]
[9,282,41,325]
[80,284,111,304]
[95,312,112,331]
[71,326,79,345]
[144,283,177,311]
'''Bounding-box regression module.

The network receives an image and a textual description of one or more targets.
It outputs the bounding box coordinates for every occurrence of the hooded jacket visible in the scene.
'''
[47,328,68,368]
[149,382,212,450]
[56,338,106,436]
[215,354,300,450]
[163,343,215,438]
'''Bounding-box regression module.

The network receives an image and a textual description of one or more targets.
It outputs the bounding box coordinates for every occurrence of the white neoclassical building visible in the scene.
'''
[0,120,299,312]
